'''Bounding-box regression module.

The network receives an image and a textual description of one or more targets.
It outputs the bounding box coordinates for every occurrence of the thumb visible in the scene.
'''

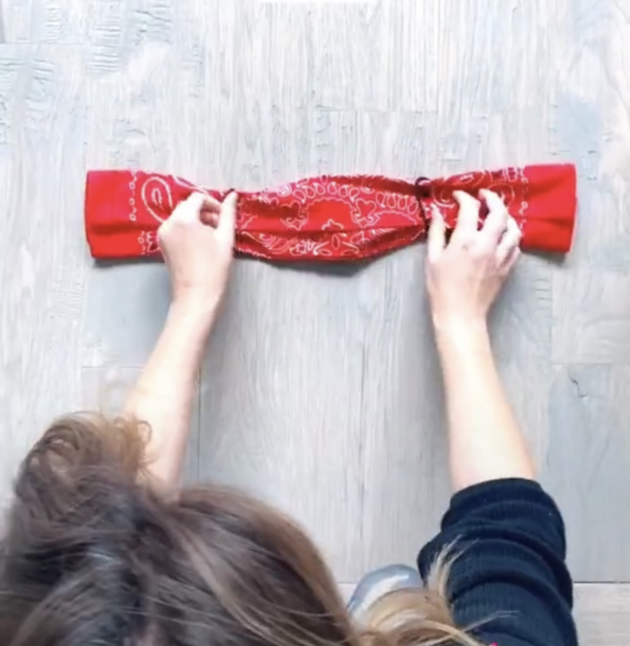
[427,205,446,261]
[218,191,238,241]
[180,192,210,220]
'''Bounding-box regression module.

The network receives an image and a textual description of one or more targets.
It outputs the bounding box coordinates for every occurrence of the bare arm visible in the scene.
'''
[427,190,535,493]
[435,320,535,492]
[124,303,215,488]
[124,191,237,490]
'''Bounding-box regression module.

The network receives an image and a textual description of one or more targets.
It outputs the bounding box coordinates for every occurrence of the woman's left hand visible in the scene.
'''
[158,191,238,316]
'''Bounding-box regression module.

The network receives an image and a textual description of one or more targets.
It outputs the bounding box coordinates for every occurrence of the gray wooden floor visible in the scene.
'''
[0,0,629,643]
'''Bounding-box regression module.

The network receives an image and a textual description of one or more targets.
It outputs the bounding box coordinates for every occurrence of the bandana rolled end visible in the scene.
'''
[84,170,155,259]
[85,170,202,259]
[519,163,577,254]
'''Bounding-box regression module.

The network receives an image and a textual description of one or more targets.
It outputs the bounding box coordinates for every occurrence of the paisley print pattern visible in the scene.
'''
[85,164,577,262]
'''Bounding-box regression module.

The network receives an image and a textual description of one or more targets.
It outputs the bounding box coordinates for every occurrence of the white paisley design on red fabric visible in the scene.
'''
[134,173,211,231]
[429,166,529,233]
[122,168,532,259]
[234,175,423,259]
[138,230,159,256]
[83,163,577,261]
[141,176,175,224]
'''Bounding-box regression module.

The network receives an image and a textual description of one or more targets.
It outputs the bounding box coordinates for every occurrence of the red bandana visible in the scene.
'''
[85,164,577,262]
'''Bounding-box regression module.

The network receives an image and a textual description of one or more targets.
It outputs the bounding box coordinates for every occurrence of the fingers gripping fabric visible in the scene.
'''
[84,164,577,262]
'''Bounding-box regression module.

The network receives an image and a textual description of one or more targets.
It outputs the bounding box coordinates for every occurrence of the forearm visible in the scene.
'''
[124,301,216,488]
[435,321,536,492]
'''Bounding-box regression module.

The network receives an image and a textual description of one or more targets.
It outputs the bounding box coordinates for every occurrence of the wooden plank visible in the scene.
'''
[0,2,6,43]
[0,0,86,43]
[553,271,630,364]
[542,365,630,581]
[551,0,630,362]
[0,45,87,508]
[82,0,238,368]
[544,0,630,581]
[575,584,630,646]
[200,259,367,580]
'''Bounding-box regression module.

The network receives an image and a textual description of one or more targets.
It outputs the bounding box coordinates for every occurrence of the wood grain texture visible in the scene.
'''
[200,259,368,580]
[553,271,630,364]
[0,5,629,646]
[574,584,630,646]
[551,0,630,360]
[543,365,630,581]
[0,45,87,509]
[83,0,237,369]
[0,3,5,43]
[0,0,86,43]
[543,0,630,582]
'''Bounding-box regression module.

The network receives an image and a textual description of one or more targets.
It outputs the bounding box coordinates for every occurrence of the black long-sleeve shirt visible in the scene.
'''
[417,478,578,646]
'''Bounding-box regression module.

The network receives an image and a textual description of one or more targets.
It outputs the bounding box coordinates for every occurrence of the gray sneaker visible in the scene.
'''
[347,564,422,618]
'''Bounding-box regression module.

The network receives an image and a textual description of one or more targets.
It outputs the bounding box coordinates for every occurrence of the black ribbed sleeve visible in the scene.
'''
[417,478,577,646]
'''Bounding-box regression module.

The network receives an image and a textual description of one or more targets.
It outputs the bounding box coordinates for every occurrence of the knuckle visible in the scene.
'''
[470,241,493,259]
[467,234,486,251]
[457,232,477,247]
[490,202,508,218]
[157,221,170,237]
[427,254,442,268]
[466,195,481,209]
[456,190,480,208]
[507,227,521,244]
[485,189,504,205]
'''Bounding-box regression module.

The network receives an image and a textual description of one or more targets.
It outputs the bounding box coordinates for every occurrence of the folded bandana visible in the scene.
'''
[85,164,577,262]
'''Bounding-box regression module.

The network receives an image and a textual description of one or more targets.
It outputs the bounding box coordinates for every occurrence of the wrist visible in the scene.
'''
[433,316,491,353]
[432,314,488,337]
[168,297,219,332]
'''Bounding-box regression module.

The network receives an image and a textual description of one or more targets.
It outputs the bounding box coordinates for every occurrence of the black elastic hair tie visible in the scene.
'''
[414,176,432,231]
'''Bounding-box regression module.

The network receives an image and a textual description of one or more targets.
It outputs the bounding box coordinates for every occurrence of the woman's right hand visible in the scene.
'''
[426,189,522,331]
[158,191,238,318]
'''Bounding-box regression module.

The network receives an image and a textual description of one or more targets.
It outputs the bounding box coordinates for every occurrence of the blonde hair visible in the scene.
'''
[0,414,480,646]
[362,551,485,646]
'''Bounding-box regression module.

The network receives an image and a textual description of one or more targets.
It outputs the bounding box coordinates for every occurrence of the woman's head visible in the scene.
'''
[0,416,475,646]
